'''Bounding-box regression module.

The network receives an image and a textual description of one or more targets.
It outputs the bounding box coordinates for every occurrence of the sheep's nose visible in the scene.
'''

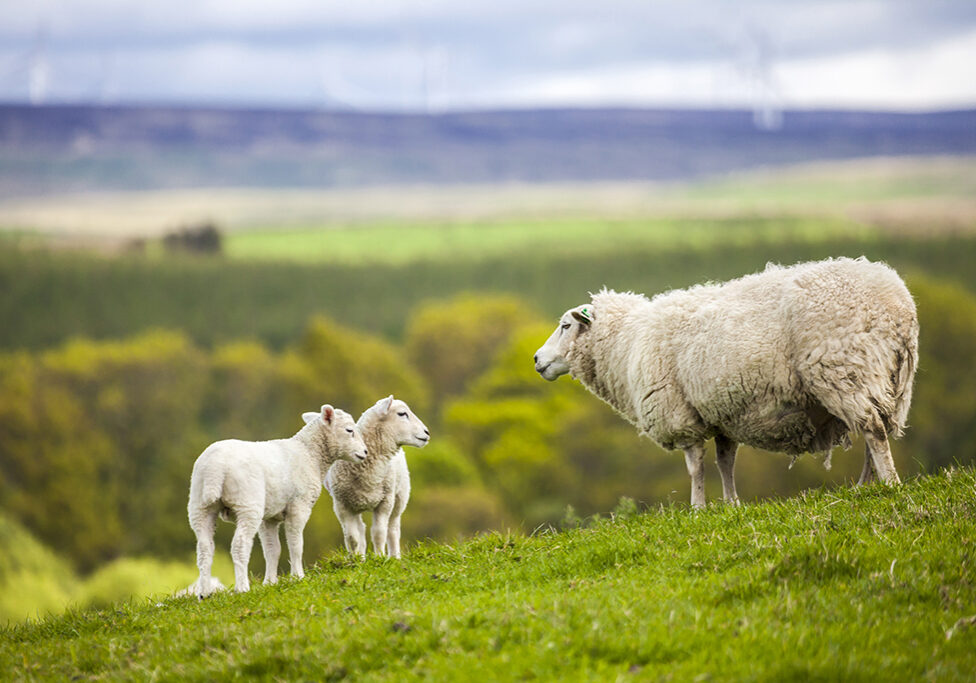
[363,448,368,456]
[424,428,430,436]
[533,354,538,364]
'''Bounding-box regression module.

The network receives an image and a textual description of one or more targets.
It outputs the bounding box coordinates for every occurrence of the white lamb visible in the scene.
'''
[324,396,429,559]
[185,404,368,597]
[533,257,918,508]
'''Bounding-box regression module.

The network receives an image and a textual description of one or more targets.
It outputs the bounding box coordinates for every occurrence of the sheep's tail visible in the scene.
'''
[886,338,918,439]
[188,457,226,519]
[194,470,225,510]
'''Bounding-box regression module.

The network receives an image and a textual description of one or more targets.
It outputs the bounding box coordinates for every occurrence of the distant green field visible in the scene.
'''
[225,215,877,265]
[685,157,976,204]
[3,468,975,680]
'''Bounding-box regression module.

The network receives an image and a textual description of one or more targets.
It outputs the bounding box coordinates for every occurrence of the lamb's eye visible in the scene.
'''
[561,323,571,330]
[397,411,407,417]
[345,428,353,434]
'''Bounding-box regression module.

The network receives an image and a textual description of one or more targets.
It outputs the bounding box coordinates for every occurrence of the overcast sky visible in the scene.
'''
[1,0,975,111]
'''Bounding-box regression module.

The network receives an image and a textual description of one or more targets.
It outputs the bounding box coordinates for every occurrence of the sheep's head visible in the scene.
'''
[370,395,430,449]
[302,405,368,462]
[534,304,594,381]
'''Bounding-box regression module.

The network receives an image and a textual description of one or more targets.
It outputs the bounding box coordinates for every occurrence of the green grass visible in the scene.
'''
[224,215,876,265]
[4,468,975,680]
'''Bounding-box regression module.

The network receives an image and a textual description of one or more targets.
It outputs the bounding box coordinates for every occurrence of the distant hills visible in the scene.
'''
[1,104,974,197]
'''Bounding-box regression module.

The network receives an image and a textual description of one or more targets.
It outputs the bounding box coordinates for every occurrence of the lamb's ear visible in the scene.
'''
[572,305,594,326]
[320,404,335,424]
[377,395,394,413]
[301,412,318,425]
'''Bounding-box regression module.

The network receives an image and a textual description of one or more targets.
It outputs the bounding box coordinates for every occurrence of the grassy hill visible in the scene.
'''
[3,468,975,680]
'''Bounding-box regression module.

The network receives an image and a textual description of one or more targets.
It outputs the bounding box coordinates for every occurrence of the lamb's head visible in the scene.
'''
[302,405,368,463]
[534,304,594,381]
[364,395,430,449]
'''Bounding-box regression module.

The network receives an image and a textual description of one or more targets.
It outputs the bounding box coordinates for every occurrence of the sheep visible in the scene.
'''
[185,404,368,597]
[533,257,918,508]
[324,396,430,559]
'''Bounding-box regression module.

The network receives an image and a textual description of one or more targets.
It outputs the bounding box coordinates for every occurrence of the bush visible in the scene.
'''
[405,294,546,405]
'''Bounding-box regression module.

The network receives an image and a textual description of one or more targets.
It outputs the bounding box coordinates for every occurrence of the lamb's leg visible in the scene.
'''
[230,513,261,593]
[714,435,740,505]
[387,515,402,559]
[683,443,707,509]
[190,507,220,598]
[865,423,901,485]
[258,520,281,585]
[370,502,393,558]
[350,515,367,559]
[858,451,878,485]
[335,503,367,558]
[283,505,312,578]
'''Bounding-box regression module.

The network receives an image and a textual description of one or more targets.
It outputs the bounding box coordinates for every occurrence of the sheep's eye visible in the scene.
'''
[397,411,407,417]
[561,323,571,330]
[345,428,353,434]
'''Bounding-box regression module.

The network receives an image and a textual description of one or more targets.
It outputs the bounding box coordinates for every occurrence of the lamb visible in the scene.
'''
[533,257,918,508]
[185,404,368,597]
[324,396,429,559]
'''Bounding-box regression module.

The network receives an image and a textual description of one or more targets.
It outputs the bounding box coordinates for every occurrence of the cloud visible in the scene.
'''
[1,1,974,109]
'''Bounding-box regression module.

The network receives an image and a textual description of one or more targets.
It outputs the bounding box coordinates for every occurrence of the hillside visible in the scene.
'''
[2,105,975,197]
[3,468,975,680]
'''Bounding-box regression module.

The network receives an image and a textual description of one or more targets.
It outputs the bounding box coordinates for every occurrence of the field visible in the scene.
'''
[3,468,975,680]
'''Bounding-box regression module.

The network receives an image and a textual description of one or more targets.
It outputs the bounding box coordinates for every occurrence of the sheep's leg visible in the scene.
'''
[258,520,281,585]
[370,503,393,558]
[387,515,402,559]
[714,435,740,505]
[230,513,261,593]
[858,451,878,485]
[190,507,220,598]
[283,505,312,578]
[351,515,367,559]
[865,424,901,485]
[683,443,707,509]
[335,503,367,558]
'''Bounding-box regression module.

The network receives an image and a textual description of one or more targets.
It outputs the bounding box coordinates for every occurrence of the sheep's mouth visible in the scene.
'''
[536,362,560,381]
[416,435,429,444]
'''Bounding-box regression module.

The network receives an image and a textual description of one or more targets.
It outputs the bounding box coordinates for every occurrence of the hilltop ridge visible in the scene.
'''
[3,467,975,680]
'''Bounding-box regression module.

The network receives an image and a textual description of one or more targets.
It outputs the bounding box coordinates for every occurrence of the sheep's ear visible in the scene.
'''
[301,412,318,425]
[321,405,335,424]
[572,305,594,325]
[377,395,394,413]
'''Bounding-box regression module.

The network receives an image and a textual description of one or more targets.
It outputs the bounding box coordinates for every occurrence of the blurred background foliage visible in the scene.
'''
[2,211,976,623]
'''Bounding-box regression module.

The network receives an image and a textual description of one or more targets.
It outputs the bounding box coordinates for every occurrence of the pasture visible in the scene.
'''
[2,468,975,680]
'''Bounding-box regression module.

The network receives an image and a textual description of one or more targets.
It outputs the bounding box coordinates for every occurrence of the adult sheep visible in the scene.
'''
[533,257,918,508]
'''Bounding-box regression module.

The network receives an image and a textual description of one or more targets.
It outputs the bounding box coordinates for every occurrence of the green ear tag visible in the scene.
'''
[581,307,590,320]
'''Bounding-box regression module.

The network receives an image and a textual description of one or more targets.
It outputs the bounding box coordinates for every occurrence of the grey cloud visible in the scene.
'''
[1,0,974,107]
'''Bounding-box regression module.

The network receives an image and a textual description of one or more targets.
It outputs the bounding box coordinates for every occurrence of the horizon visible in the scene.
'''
[3,100,976,116]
